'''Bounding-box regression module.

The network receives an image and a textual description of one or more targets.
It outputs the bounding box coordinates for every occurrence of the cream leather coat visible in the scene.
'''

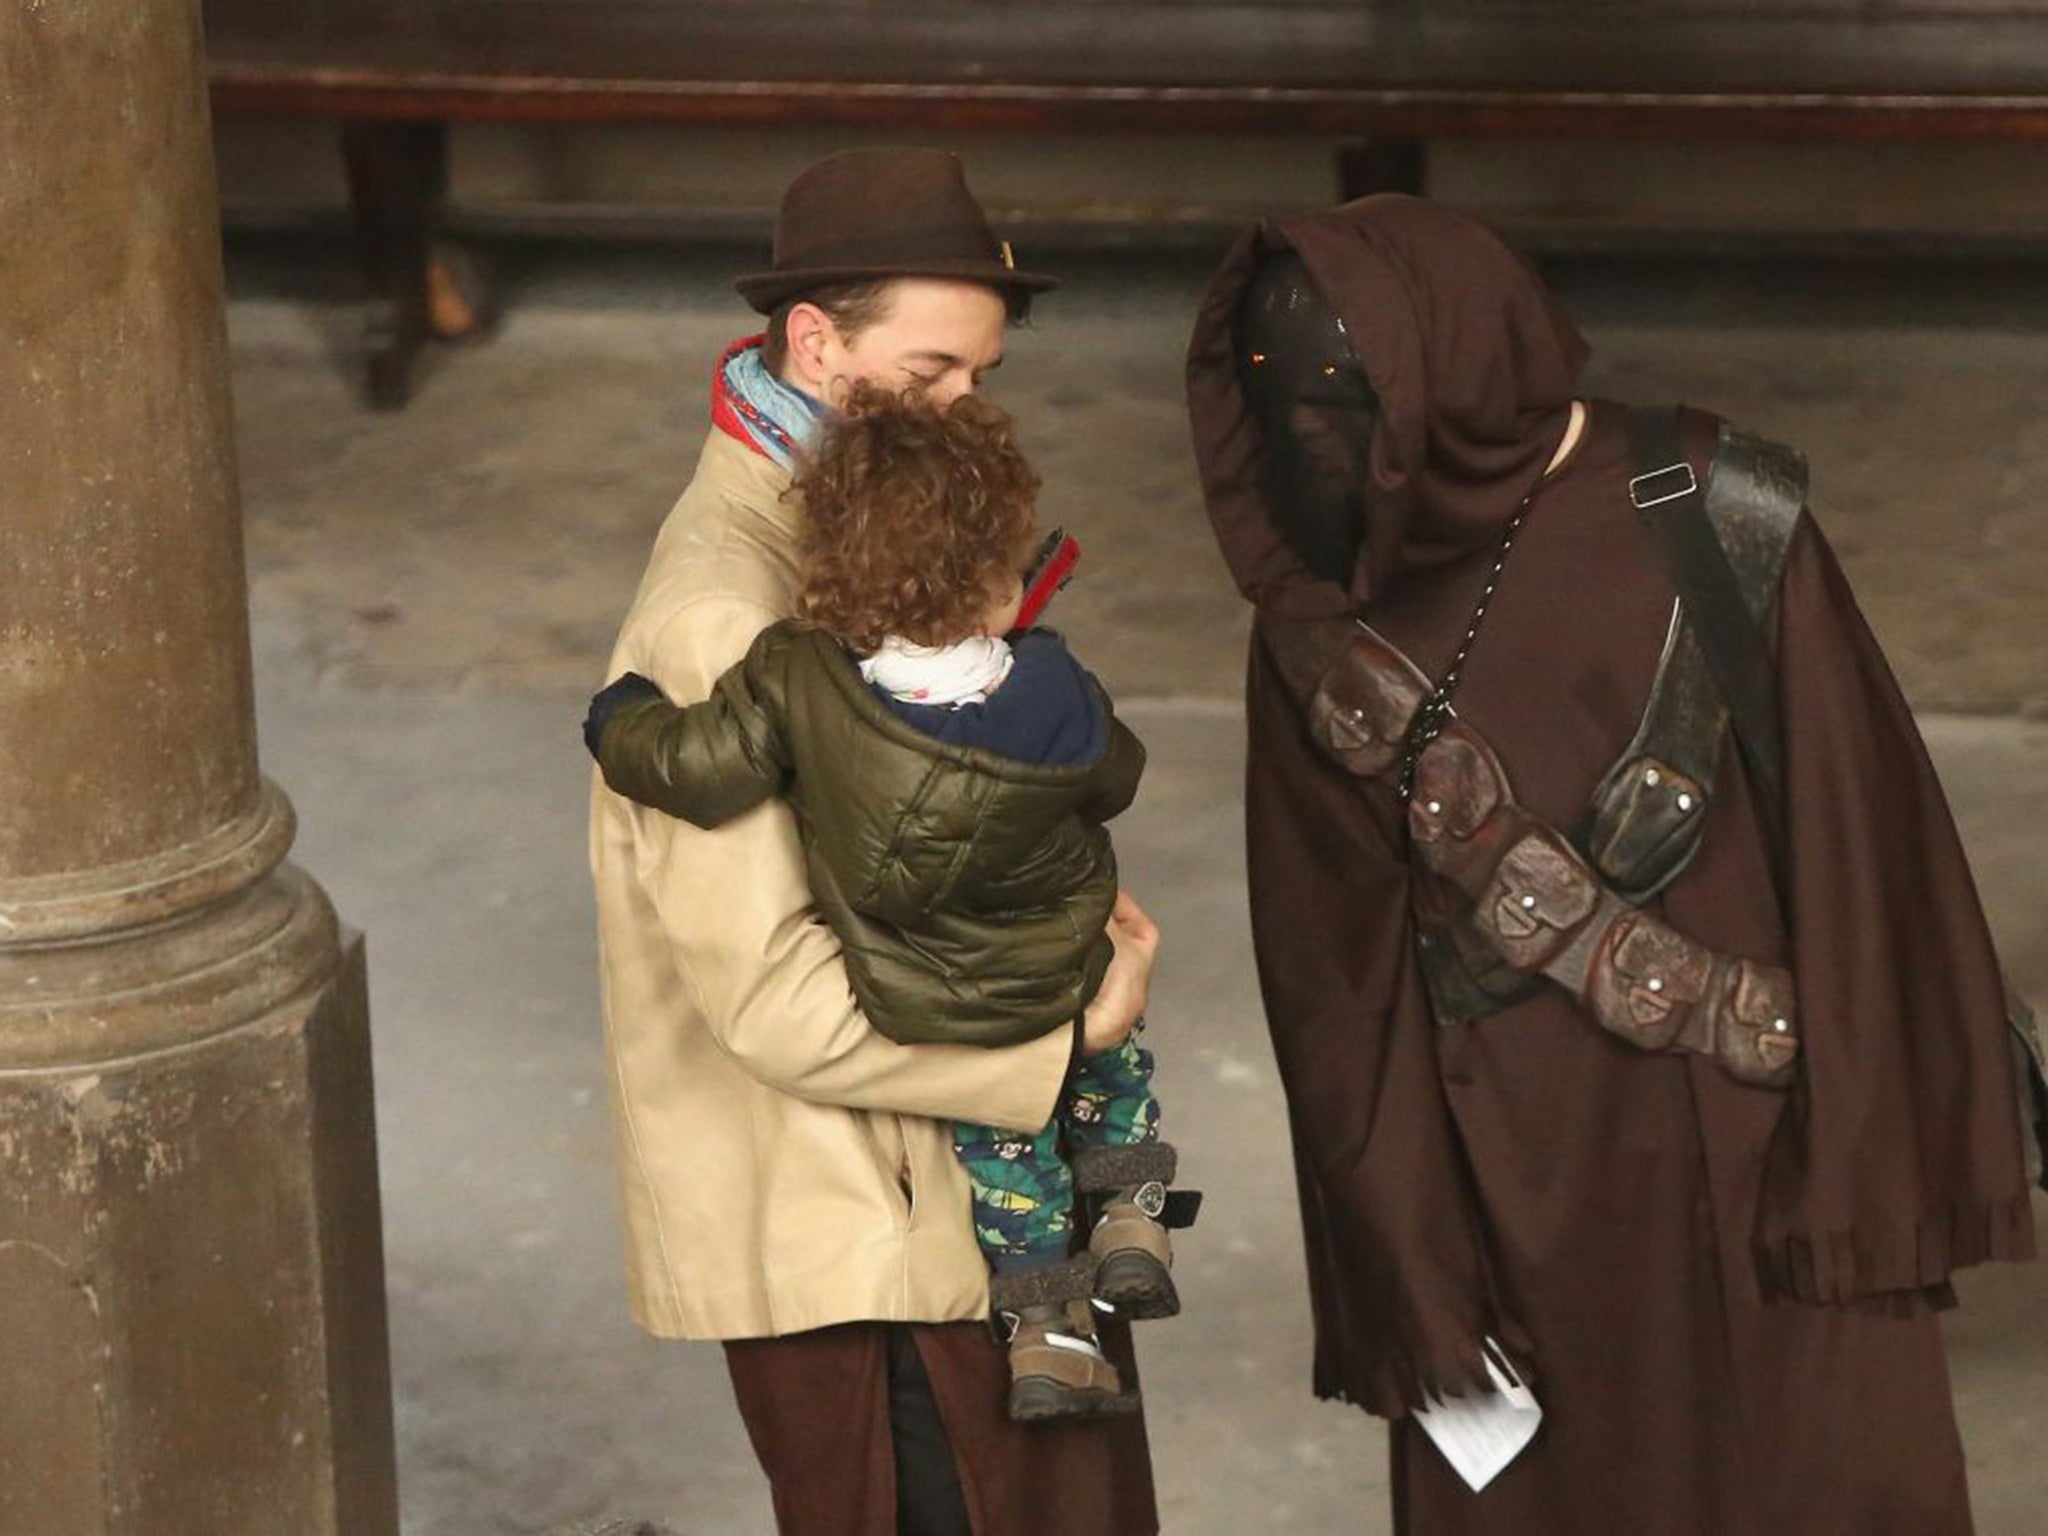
[590,428,1072,1340]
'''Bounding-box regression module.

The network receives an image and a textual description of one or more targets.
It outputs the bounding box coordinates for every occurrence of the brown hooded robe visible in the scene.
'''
[1186,197,2035,1534]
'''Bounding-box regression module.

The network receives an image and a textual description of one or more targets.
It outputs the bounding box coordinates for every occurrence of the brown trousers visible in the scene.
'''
[725,1318,1158,1536]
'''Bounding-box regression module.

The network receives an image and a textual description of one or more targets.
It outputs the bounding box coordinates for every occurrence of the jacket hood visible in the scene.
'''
[1186,195,1590,616]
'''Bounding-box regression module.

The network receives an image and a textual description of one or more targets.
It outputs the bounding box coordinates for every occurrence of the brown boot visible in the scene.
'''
[991,1260,1140,1423]
[1073,1143,1180,1321]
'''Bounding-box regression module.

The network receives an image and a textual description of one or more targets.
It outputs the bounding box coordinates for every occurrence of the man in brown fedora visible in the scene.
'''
[587,149,1161,1535]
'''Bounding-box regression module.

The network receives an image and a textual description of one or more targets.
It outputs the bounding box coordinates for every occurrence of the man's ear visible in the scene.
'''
[780,302,833,389]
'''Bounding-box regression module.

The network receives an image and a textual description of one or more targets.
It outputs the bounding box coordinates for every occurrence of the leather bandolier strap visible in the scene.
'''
[1305,621,1799,1090]
[1267,412,2048,1148]
[1259,414,1810,1088]
[1582,420,1807,902]
[1378,418,1809,1040]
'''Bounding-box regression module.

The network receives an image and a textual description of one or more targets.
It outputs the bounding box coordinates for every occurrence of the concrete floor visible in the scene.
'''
[226,235,2048,1533]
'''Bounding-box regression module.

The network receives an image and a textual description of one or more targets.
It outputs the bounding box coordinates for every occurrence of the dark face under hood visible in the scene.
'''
[1186,195,1590,617]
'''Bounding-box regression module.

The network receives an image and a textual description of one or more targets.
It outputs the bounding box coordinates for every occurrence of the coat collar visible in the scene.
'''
[697,423,802,542]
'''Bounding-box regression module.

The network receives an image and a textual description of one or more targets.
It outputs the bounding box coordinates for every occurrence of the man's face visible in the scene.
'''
[822,278,1009,406]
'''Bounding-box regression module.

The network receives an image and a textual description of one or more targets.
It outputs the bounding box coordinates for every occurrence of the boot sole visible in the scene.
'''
[1009,1376,1144,1423]
[1093,1251,1180,1321]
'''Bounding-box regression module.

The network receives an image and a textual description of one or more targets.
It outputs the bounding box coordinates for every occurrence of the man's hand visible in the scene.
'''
[1081,889,1160,1055]
[583,671,665,759]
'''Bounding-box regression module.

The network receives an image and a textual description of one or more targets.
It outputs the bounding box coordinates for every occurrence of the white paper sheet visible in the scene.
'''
[1411,1340,1543,1492]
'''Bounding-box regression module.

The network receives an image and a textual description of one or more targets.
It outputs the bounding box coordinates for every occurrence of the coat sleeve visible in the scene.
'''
[595,628,792,829]
[1753,514,2036,1305]
[618,595,1072,1129]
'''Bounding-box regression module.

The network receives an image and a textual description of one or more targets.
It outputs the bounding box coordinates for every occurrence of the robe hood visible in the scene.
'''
[1187,195,1590,616]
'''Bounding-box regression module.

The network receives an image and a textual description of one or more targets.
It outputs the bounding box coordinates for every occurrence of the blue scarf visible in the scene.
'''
[716,340,830,470]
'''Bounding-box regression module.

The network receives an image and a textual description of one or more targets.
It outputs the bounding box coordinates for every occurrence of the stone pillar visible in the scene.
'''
[0,5,397,1534]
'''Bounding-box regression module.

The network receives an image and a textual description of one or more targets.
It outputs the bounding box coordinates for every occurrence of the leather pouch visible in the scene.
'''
[1478,831,1597,970]
[1312,634,1427,778]
[1709,960,1799,1088]
[1590,914,1712,1052]
[1586,752,1711,901]
[1408,732,1508,887]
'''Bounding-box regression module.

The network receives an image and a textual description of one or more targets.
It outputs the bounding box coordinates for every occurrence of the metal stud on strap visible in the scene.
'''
[1628,462,1699,509]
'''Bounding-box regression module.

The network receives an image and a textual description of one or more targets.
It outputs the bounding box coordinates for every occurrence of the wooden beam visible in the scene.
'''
[210,73,2048,142]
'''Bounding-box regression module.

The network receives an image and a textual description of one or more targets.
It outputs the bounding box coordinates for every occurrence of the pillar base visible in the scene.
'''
[0,869,396,1536]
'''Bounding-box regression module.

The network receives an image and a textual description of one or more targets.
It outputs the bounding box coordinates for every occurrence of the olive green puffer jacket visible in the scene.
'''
[595,620,1146,1048]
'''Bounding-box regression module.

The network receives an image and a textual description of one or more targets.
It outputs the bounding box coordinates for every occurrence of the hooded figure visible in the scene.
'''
[1187,197,2035,1531]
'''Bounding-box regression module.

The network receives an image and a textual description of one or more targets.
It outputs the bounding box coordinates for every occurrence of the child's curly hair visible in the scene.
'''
[794,384,1041,654]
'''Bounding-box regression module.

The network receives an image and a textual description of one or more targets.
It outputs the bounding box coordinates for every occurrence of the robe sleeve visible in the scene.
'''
[1754,513,2036,1305]
[1245,618,1528,1415]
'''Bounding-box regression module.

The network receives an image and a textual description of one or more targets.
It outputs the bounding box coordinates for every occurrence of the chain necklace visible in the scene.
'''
[1395,490,1537,803]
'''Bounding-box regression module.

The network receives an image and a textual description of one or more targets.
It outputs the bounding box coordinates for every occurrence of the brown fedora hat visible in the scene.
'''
[735,148,1059,313]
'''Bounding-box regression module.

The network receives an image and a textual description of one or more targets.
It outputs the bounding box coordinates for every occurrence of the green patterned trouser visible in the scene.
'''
[952,1032,1159,1270]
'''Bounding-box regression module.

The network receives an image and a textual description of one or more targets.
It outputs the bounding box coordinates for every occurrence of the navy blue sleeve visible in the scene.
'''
[876,631,1108,766]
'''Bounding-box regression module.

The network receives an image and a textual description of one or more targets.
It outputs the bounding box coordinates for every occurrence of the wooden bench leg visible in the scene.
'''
[1338,137,1429,202]
[341,121,456,410]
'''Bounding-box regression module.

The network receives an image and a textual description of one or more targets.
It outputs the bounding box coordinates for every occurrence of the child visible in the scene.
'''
[583,388,1186,1423]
